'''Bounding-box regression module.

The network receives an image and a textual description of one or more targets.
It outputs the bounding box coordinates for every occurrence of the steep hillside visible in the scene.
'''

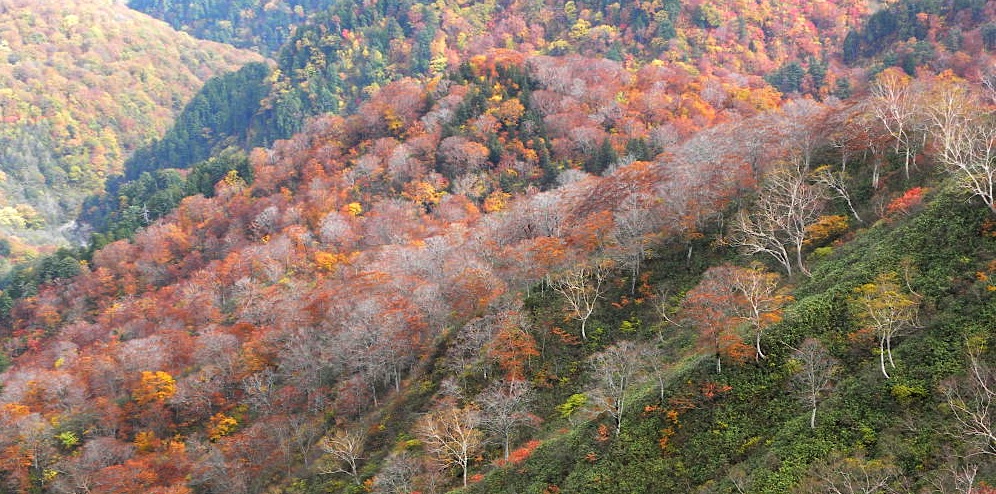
[0,55,756,491]
[126,0,339,55]
[0,0,262,251]
[252,0,867,143]
[468,184,996,493]
[3,60,996,493]
[82,0,870,247]
[3,0,996,493]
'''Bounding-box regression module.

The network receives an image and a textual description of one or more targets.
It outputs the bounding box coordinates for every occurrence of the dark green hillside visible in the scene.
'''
[127,0,339,54]
[77,62,270,243]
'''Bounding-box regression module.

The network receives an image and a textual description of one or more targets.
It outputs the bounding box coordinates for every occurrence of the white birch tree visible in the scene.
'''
[319,427,366,485]
[944,345,996,456]
[927,79,996,214]
[476,380,538,460]
[789,338,839,429]
[552,261,609,341]
[589,340,647,435]
[851,272,920,379]
[731,166,826,276]
[415,406,483,487]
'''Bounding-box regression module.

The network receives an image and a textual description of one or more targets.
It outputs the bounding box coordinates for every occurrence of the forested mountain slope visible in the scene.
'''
[2,0,996,493]
[83,0,868,247]
[0,0,261,253]
[91,0,996,247]
[126,0,339,55]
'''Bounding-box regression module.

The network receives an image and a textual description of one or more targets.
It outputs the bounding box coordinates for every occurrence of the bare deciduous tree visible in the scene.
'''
[803,454,903,494]
[552,261,609,341]
[789,338,839,429]
[729,264,790,361]
[589,340,647,435]
[927,80,996,214]
[731,166,825,276]
[944,346,996,457]
[477,380,538,460]
[778,98,828,171]
[928,448,981,494]
[871,68,923,180]
[319,427,366,485]
[611,192,662,294]
[372,451,419,494]
[814,165,862,224]
[415,406,483,487]
[653,286,681,331]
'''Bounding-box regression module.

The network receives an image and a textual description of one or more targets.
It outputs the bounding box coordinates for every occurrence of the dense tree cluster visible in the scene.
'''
[127,0,339,54]
[4,0,996,492]
[0,47,773,489]
[0,0,260,245]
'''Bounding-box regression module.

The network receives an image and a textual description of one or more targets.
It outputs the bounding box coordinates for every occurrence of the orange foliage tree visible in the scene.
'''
[682,265,756,373]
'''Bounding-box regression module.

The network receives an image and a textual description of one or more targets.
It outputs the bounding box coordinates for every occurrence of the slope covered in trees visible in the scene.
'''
[0,0,261,253]
[252,0,866,142]
[126,0,339,54]
[85,0,869,245]
[2,61,995,493]
[3,0,996,493]
[77,62,271,243]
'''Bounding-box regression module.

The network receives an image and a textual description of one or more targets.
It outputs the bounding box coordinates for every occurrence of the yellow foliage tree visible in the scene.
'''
[483,191,512,213]
[804,215,848,248]
[133,371,177,405]
[208,413,238,441]
[345,202,363,216]
[402,181,446,208]
[314,251,352,273]
[851,272,919,379]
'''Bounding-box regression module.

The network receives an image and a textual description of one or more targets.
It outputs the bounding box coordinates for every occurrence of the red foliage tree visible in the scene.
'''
[681,265,756,373]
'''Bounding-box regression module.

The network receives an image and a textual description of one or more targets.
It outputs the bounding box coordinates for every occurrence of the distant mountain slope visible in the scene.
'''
[83,0,872,244]
[253,0,869,142]
[126,0,338,55]
[0,0,261,248]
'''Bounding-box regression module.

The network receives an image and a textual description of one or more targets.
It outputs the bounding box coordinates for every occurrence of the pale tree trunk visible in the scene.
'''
[903,146,912,180]
[791,339,837,431]
[780,244,793,278]
[872,157,881,189]
[879,336,891,379]
[886,334,896,369]
[553,264,607,342]
[630,261,639,295]
[796,242,810,277]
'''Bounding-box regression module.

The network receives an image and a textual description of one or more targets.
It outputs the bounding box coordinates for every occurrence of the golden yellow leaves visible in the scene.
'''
[133,371,176,405]
[208,413,238,441]
[314,251,357,273]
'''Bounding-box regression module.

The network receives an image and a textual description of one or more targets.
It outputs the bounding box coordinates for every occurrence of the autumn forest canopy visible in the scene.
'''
[2,0,996,493]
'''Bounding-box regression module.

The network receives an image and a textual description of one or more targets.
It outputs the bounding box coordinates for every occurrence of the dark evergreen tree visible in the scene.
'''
[982,23,996,51]
[586,138,618,175]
